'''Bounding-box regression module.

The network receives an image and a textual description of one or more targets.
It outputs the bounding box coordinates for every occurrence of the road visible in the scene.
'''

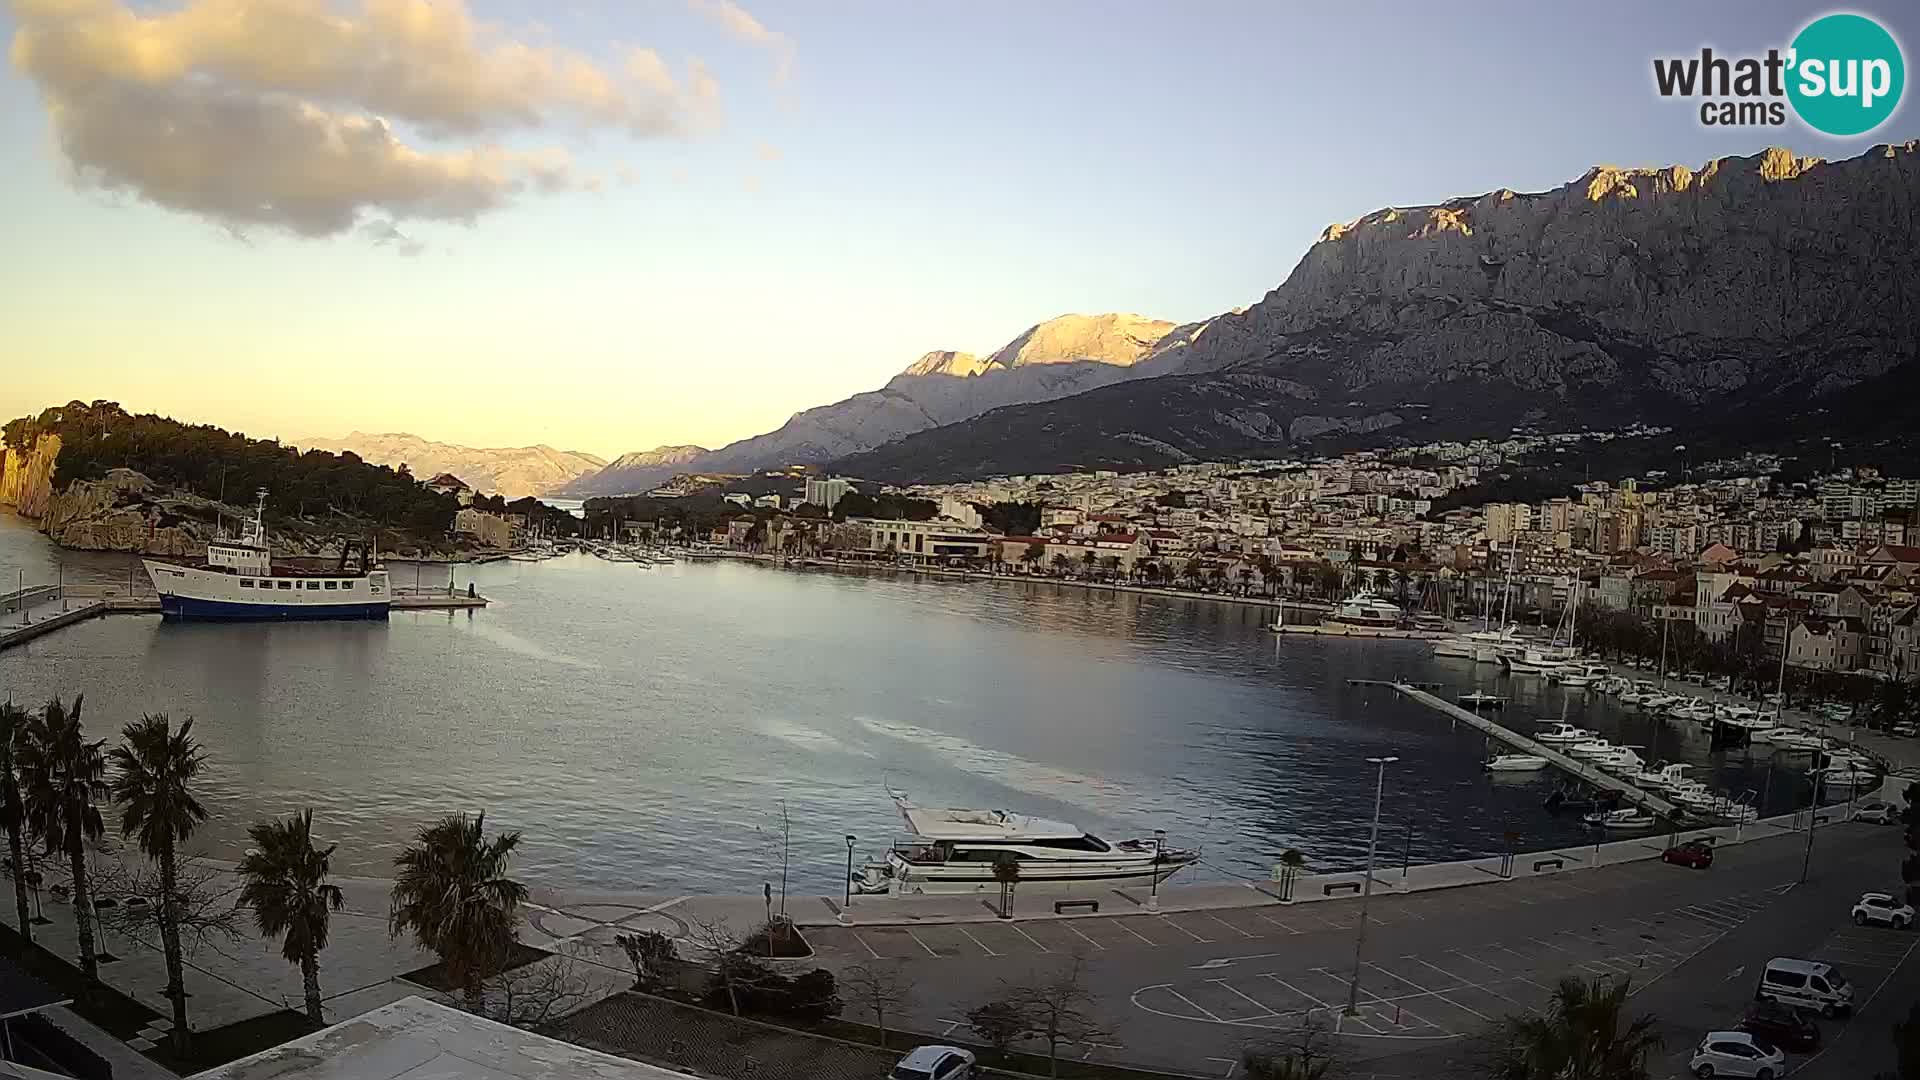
[803,822,1912,1078]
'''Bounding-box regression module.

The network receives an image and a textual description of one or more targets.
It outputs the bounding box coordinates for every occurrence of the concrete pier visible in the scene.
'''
[1391,682,1683,818]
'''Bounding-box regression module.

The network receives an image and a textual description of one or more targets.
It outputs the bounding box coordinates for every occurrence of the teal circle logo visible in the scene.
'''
[1788,13,1905,136]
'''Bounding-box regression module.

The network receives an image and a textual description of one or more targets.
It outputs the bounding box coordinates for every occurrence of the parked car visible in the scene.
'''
[1756,958,1853,1017]
[1691,1030,1786,1078]
[1662,840,1715,869]
[890,1046,976,1080]
[1737,1001,1821,1052]
[1893,723,1918,738]
[1852,892,1915,929]
[1851,801,1898,824]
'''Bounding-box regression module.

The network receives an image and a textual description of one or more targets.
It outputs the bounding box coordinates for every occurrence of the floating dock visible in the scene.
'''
[1390,682,1682,818]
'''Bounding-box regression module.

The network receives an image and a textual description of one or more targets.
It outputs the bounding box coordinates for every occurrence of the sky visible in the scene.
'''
[2,1,1916,460]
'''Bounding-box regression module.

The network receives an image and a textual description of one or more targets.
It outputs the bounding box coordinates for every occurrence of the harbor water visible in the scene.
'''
[1,515,1827,894]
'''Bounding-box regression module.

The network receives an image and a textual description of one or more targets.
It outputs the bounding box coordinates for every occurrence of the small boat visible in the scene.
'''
[1545,787,1621,815]
[1485,754,1550,772]
[1458,691,1507,710]
[1583,808,1656,829]
[1535,723,1591,744]
[1568,738,1619,761]
[1819,767,1880,788]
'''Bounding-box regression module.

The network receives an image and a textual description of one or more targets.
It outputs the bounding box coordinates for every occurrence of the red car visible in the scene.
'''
[1662,840,1714,868]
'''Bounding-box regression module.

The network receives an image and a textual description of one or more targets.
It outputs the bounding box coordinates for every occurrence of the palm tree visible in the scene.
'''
[0,701,35,944]
[238,811,344,1024]
[992,853,1020,919]
[389,812,527,1012]
[110,714,207,1052]
[18,696,107,984]
[1491,976,1661,1079]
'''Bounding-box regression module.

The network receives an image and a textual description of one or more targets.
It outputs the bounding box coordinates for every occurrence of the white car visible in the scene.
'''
[1691,1030,1786,1078]
[1851,801,1898,825]
[1853,892,1914,929]
[890,1045,976,1080]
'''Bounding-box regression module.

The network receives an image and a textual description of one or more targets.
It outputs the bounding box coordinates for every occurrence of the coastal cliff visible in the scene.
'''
[0,433,60,517]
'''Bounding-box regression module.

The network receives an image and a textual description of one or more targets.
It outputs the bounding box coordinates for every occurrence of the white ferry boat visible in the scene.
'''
[142,493,390,621]
[860,797,1196,895]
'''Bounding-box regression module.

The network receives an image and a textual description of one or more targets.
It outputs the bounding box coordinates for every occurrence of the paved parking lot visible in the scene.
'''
[1129,887,1782,1042]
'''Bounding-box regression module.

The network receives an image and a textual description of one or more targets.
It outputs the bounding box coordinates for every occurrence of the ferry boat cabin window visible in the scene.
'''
[278,581,293,590]
[324,581,338,590]
[306,582,320,590]
[239,579,253,588]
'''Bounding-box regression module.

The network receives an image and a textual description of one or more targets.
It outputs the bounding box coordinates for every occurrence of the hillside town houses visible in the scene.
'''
[597,427,1919,683]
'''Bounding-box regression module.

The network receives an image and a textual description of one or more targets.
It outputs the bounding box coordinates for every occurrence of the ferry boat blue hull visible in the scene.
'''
[159,595,390,622]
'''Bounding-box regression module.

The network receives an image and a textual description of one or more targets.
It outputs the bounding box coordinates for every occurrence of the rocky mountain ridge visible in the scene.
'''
[837,143,1920,482]
[567,313,1181,495]
[297,432,606,498]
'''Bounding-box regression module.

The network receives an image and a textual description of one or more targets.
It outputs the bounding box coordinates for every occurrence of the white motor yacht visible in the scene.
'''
[1535,723,1592,745]
[1326,588,1403,628]
[1485,754,1551,772]
[1568,738,1618,761]
[874,797,1195,895]
[1582,808,1656,829]
[1593,747,1647,774]
[1760,728,1824,752]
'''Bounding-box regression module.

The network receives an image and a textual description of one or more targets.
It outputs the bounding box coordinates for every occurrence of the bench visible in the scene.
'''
[1053,899,1099,915]
[1532,858,1564,872]
[1324,881,1362,896]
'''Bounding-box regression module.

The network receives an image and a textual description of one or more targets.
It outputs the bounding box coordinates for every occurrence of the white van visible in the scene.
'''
[1755,958,1853,1017]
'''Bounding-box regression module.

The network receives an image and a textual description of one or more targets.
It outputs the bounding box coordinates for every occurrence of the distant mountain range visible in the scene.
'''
[836,144,1920,482]
[562,313,1189,495]
[297,432,606,498]
[574,143,1918,492]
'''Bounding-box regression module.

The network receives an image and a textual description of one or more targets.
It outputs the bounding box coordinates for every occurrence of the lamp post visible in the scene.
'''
[843,834,857,909]
[1346,755,1398,1016]
[1148,829,1166,912]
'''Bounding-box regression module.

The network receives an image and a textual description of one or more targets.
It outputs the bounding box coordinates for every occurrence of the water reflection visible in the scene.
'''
[0,529,1829,893]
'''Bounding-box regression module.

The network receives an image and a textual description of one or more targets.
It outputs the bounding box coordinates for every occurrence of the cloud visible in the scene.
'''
[359,218,426,256]
[688,0,793,85]
[8,0,723,242]
[754,141,782,161]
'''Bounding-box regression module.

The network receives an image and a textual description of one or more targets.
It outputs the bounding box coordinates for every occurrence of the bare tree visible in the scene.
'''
[482,946,599,1029]
[966,999,1027,1059]
[686,916,748,1016]
[844,960,915,1049]
[93,849,245,964]
[1242,1016,1339,1079]
[614,929,678,991]
[1011,953,1114,1077]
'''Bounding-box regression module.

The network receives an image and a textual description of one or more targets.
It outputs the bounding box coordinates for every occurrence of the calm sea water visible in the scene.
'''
[0,514,1817,894]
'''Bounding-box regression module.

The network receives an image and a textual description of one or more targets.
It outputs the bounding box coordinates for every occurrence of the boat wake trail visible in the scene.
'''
[459,623,599,669]
[855,715,1132,812]
[759,717,874,758]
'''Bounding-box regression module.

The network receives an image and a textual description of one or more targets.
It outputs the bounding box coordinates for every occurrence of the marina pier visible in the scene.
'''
[1389,682,1683,819]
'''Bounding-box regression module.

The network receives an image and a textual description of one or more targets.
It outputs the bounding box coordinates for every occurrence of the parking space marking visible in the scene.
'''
[1450,949,1503,974]
[1253,911,1302,935]
[905,929,939,957]
[1007,923,1052,953]
[1200,911,1256,939]
[1061,921,1105,951]
[1160,916,1212,943]
[1526,936,1573,954]
[1208,979,1280,1020]
[848,929,881,960]
[1163,986,1224,1023]
[955,926,999,957]
[1111,919,1157,947]
[1313,968,1441,1032]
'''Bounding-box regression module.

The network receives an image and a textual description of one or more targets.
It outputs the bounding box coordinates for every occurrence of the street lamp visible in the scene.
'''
[1346,755,1399,1017]
[1148,829,1166,913]
[843,834,857,909]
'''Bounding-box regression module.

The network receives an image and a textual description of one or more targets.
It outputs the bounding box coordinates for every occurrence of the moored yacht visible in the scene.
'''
[1535,723,1592,744]
[1326,588,1403,628]
[868,797,1196,895]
